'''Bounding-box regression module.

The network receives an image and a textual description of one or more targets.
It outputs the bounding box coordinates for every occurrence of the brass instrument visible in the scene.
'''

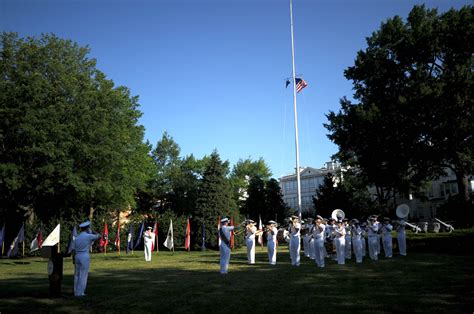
[331,209,345,221]
[434,218,454,232]
[395,204,421,233]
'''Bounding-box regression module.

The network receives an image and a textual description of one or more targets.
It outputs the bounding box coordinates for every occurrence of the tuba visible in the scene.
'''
[396,204,410,218]
[331,209,345,221]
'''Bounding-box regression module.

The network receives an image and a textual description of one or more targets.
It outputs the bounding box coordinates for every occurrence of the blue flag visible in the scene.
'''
[134,222,145,249]
[0,223,5,255]
[7,224,24,258]
[127,224,134,254]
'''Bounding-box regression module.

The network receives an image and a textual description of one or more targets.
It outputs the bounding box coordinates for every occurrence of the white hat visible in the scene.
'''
[79,221,91,228]
[220,218,229,224]
[267,220,277,225]
[146,226,153,230]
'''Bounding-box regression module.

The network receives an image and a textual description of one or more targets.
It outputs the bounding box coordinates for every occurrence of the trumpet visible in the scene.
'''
[399,221,421,233]
[434,218,454,232]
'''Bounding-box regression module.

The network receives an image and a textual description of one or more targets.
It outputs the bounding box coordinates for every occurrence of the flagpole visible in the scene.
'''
[289,0,302,218]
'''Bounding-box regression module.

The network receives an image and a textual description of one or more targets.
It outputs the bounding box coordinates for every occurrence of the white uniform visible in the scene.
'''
[396,221,407,256]
[361,227,367,257]
[334,225,346,265]
[303,224,311,258]
[308,224,316,260]
[351,225,363,263]
[344,223,352,259]
[266,226,277,265]
[381,222,393,258]
[289,222,301,266]
[219,224,235,274]
[245,225,257,264]
[143,231,155,262]
[312,223,326,267]
[74,231,100,297]
[367,222,379,260]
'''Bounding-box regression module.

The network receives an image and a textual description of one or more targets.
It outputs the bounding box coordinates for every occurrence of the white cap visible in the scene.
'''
[220,218,229,224]
[79,221,91,228]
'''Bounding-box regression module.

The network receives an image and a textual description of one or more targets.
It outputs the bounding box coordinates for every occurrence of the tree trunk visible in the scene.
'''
[89,206,95,221]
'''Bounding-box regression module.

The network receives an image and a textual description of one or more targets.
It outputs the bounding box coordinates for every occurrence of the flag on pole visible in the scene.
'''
[30,227,43,252]
[163,219,174,250]
[127,224,134,254]
[258,216,263,246]
[217,216,221,247]
[295,77,308,93]
[230,218,235,250]
[134,222,145,249]
[100,223,109,252]
[185,218,191,251]
[114,222,121,251]
[0,223,5,255]
[67,226,78,254]
[42,224,60,247]
[7,224,24,258]
[152,222,158,251]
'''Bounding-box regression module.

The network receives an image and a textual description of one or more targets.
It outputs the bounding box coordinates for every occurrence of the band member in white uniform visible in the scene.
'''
[312,215,326,267]
[74,221,100,297]
[343,218,351,260]
[351,219,363,263]
[143,226,155,262]
[245,220,257,264]
[304,218,314,259]
[334,220,346,265]
[289,215,301,266]
[396,218,407,256]
[381,217,393,258]
[266,220,278,265]
[219,218,239,274]
[360,223,367,257]
[325,218,336,260]
[367,216,380,260]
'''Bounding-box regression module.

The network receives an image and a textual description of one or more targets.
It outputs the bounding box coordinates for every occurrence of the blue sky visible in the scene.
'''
[1,0,470,178]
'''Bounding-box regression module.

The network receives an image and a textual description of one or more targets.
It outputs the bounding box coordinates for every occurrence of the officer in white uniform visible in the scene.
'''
[351,219,363,263]
[74,221,100,297]
[245,220,257,264]
[143,226,155,262]
[334,220,346,265]
[219,218,238,274]
[396,218,407,256]
[367,216,379,260]
[312,215,326,268]
[289,215,301,266]
[381,217,393,258]
[266,220,278,265]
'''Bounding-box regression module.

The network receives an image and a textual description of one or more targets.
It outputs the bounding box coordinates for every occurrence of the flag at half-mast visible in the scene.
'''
[30,226,43,252]
[295,78,308,93]
[185,218,191,251]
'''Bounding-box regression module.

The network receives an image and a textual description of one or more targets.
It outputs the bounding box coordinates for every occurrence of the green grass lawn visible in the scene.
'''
[1,232,473,313]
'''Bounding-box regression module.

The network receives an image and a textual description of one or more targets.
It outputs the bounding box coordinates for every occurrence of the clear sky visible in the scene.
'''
[1,0,470,178]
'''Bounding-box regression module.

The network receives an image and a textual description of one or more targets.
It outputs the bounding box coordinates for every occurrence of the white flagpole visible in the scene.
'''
[289,0,302,218]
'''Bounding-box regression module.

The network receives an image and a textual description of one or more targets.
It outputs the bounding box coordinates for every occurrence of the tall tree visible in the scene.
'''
[264,178,290,223]
[241,176,266,220]
[325,6,473,217]
[230,157,272,204]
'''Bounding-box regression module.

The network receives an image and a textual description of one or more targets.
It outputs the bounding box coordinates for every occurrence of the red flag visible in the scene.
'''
[37,228,43,249]
[152,222,158,251]
[230,218,234,250]
[100,223,109,251]
[185,218,191,251]
[217,216,221,246]
[115,222,121,250]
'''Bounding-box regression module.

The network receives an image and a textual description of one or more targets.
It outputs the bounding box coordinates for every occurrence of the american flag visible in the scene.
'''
[295,78,308,93]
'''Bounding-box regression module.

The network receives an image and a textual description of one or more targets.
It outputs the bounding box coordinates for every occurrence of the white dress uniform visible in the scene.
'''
[381,221,393,258]
[334,224,346,265]
[312,223,326,267]
[266,225,278,265]
[308,224,316,260]
[361,226,367,257]
[219,221,235,274]
[344,222,352,260]
[245,225,257,264]
[351,225,363,263]
[367,221,379,260]
[143,230,155,262]
[303,223,310,258]
[74,227,100,297]
[396,220,407,256]
[289,222,301,266]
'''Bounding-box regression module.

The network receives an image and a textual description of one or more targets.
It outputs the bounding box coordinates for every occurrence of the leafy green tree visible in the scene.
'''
[0,33,153,225]
[241,176,266,220]
[230,158,272,205]
[325,6,473,219]
[264,178,290,223]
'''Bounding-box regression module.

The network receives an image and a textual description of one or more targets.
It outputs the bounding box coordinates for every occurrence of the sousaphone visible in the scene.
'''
[396,204,410,218]
[331,209,345,221]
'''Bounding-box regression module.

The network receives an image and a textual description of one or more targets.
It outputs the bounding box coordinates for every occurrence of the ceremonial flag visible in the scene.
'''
[43,224,60,247]
[0,223,5,255]
[217,216,221,247]
[67,226,78,254]
[185,218,191,251]
[127,224,134,254]
[100,223,109,252]
[7,224,24,258]
[152,222,158,251]
[134,222,144,249]
[230,218,235,250]
[114,222,121,250]
[163,219,174,250]
[30,227,43,253]
[295,77,308,93]
[258,216,263,246]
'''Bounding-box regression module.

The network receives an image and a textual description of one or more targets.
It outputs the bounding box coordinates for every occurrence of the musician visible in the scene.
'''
[266,220,278,265]
[325,218,336,260]
[334,220,346,265]
[351,219,363,263]
[304,218,315,260]
[245,220,257,264]
[288,215,301,267]
[343,218,351,260]
[360,222,367,258]
[312,215,326,268]
[395,218,407,256]
[219,217,239,274]
[381,217,393,258]
[367,216,380,260]
[143,226,155,262]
